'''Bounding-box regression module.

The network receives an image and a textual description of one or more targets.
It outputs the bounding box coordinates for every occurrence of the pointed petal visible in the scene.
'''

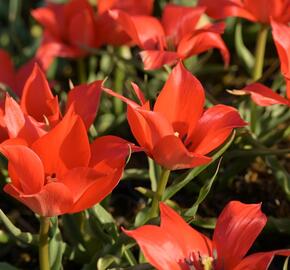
[31,109,90,176]
[0,145,44,194]
[152,135,211,170]
[4,95,47,144]
[66,81,102,129]
[160,203,212,257]
[131,82,147,105]
[188,105,246,155]
[154,63,205,138]
[109,10,165,49]
[123,225,184,270]
[231,83,289,106]
[234,250,290,270]
[213,201,267,270]
[0,49,15,91]
[177,23,230,66]
[20,64,60,124]
[140,50,179,70]
[161,4,205,42]
[5,182,74,217]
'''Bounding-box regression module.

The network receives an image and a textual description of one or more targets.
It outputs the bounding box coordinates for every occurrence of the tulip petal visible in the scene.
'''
[161,4,205,42]
[154,62,205,138]
[32,109,90,176]
[152,135,211,170]
[234,250,290,270]
[0,49,15,91]
[5,182,74,217]
[140,50,179,70]
[213,201,267,270]
[66,81,102,129]
[20,64,59,124]
[123,225,185,270]
[230,83,289,106]
[0,145,44,194]
[160,203,212,257]
[188,104,246,155]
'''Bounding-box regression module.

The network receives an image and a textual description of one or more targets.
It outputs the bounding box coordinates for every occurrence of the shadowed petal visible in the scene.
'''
[0,49,15,91]
[213,201,267,269]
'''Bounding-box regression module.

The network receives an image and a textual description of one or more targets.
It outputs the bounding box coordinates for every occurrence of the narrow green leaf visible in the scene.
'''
[283,257,289,270]
[163,131,236,200]
[97,255,120,270]
[0,262,19,270]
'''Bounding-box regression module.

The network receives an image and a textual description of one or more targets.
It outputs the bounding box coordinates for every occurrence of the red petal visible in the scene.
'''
[109,10,165,49]
[20,64,60,124]
[123,225,184,270]
[161,4,205,43]
[198,0,255,21]
[66,81,102,129]
[140,50,179,70]
[160,203,212,257]
[4,95,47,144]
[154,62,205,138]
[236,83,289,106]
[0,145,44,194]
[0,49,15,91]
[188,105,246,155]
[32,109,90,176]
[213,201,267,269]
[152,135,211,170]
[177,23,230,66]
[234,250,290,270]
[271,20,290,98]
[5,182,74,217]
[131,82,147,105]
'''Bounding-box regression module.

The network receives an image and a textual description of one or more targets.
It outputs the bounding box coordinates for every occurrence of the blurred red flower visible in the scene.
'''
[103,62,245,170]
[0,110,139,217]
[198,0,290,24]
[109,4,229,70]
[124,201,290,270]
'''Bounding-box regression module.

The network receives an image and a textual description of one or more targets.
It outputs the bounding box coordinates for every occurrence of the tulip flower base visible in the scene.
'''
[0,1,289,269]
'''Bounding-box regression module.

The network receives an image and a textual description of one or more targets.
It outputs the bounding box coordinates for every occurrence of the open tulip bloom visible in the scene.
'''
[0,109,139,217]
[124,201,290,270]
[109,4,230,70]
[103,63,246,170]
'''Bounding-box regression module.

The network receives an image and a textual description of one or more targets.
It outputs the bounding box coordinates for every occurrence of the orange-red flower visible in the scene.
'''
[109,4,229,70]
[0,49,54,97]
[103,62,245,170]
[32,0,98,59]
[124,201,290,270]
[198,0,290,24]
[2,64,101,144]
[96,0,154,46]
[0,110,138,217]
[229,20,290,106]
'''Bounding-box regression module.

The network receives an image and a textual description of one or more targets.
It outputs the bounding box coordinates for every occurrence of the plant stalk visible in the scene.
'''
[39,217,50,270]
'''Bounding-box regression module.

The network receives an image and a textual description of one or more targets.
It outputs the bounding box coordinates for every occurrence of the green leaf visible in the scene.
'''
[266,156,290,200]
[0,262,19,270]
[283,257,289,270]
[0,209,38,245]
[97,255,120,270]
[235,21,254,72]
[185,159,222,217]
[163,131,236,200]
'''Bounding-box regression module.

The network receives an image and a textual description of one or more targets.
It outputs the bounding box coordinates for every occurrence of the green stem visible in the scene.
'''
[39,217,50,270]
[77,58,86,84]
[150,168,171,218]
[251,24,269,133]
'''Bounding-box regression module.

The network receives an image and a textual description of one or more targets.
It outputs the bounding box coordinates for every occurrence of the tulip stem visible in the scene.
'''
[150,168,171,218]
[77,58,86,84]
[39,217,50,270]
[250,24,268,133]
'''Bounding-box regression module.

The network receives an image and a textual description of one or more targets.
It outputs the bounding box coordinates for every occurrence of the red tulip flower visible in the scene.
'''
[198,0,290,24]
[0,110,139,217]
[124,201,290,270]
[0,49,54,97]
[103,63,246,170]
[229,20,290,107]
[109,4,229,70]
[2,64,101,145]
[96,0,154,46]
[32,0,98,60]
